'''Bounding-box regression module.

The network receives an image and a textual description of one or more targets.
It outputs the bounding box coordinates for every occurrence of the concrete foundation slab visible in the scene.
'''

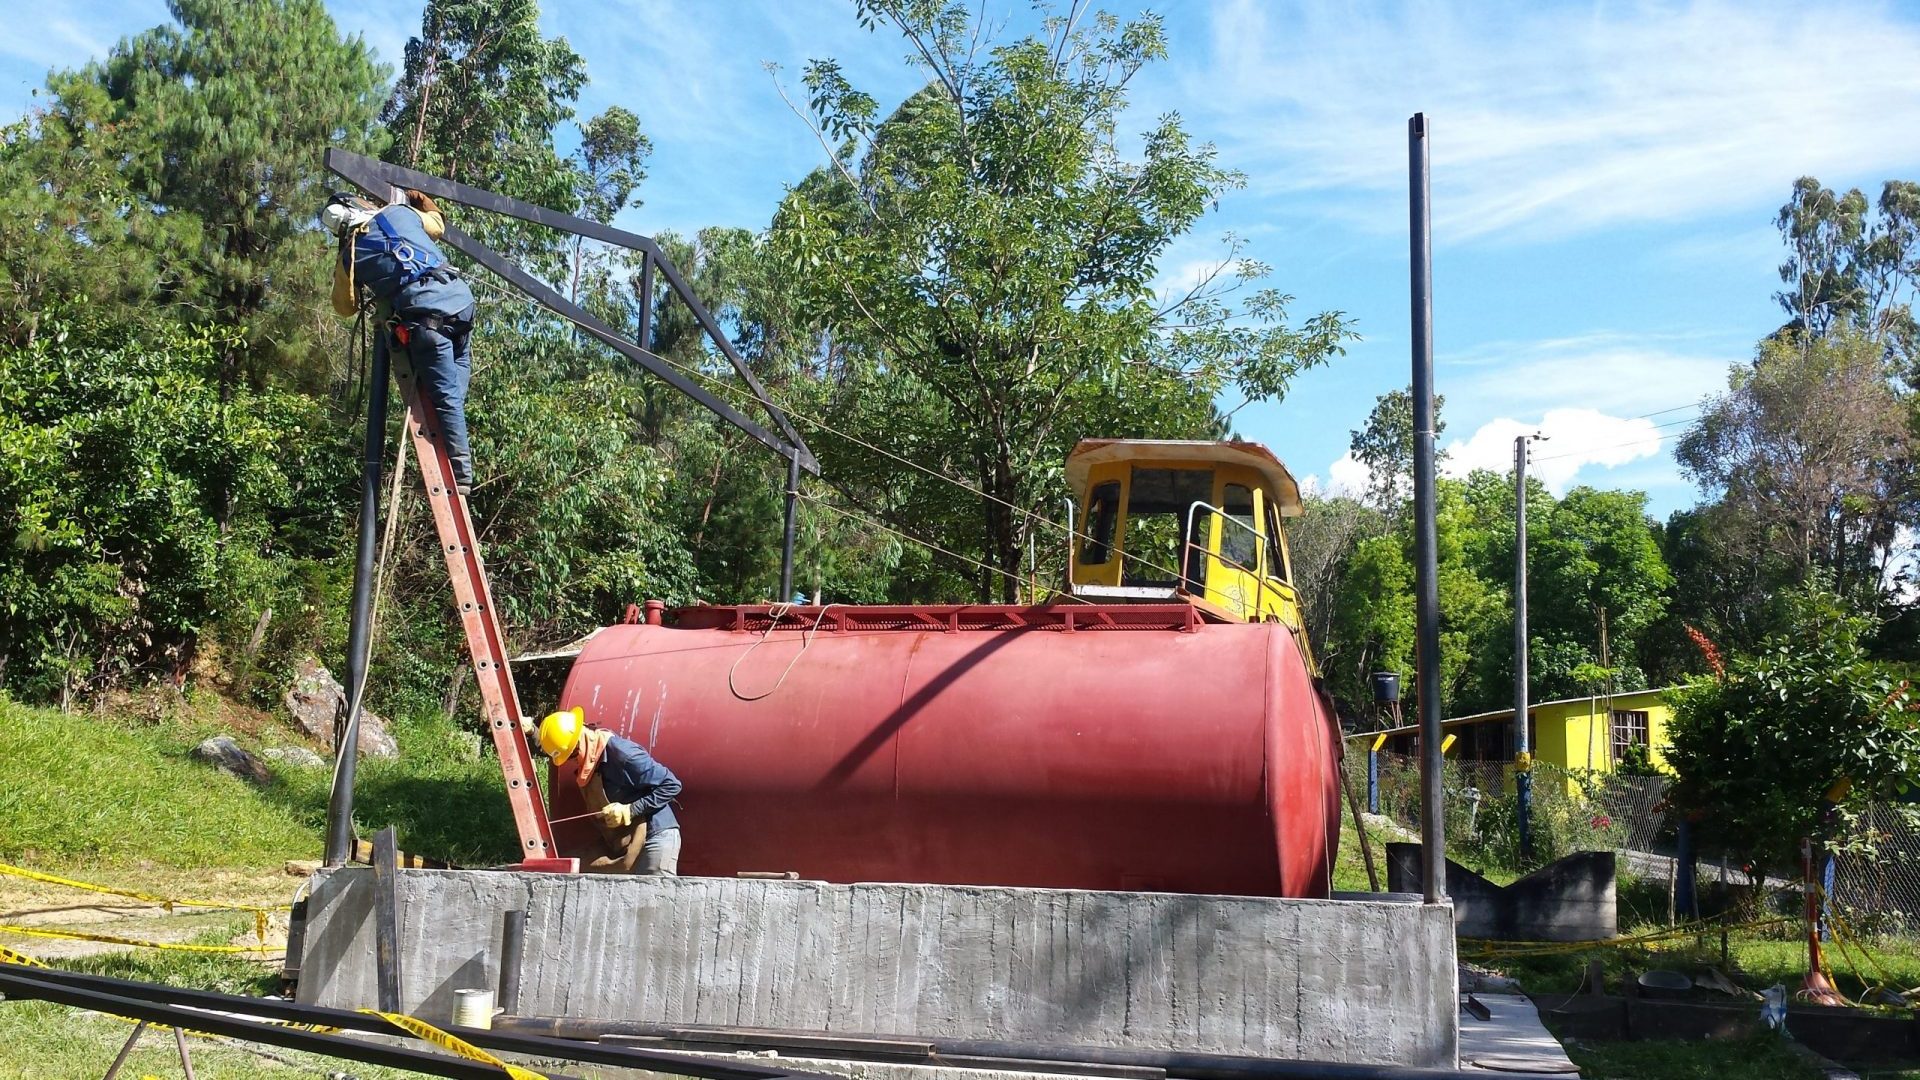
[1457,995,1577,1073]
[296,870,1457,1069]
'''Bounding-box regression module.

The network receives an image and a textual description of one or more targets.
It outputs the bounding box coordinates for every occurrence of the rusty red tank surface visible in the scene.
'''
[551,603,1342,897]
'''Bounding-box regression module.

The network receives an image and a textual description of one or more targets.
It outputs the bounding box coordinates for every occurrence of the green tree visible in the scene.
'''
[569,106,652,305]
[1666,584,1920,893]
[0,97,198,347]
[0,315,318,702]
[772,2,1353,599]
[1676,331,1912,600]
[1325,532,1415,712]
[1347,387,1444,513]
[71,0,389,391]
[384,0,585,265]
[1776,176,1920,379]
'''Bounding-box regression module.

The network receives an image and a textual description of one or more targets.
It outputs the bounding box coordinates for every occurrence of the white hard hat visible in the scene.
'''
[319,194,375,237]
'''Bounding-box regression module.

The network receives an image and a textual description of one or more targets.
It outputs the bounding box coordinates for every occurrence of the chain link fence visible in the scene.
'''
[1349,749,1673,875]
[1830,804,1920,938]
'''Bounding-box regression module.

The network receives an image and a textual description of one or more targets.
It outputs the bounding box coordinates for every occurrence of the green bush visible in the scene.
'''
[1459,765,1632,874]
[0,315,339,701]
[1667,582,1920,888]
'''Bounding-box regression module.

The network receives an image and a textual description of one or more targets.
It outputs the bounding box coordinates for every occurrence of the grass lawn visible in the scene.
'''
[0,694,525,869]
[1555,1033,1825,1079]
[0,694,557,1077]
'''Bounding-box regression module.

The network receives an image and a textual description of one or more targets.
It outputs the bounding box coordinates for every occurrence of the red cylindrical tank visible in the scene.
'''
[552,604,1343,897]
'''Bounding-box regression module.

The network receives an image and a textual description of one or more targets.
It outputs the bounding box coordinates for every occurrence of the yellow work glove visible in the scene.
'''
[598,802,633,828]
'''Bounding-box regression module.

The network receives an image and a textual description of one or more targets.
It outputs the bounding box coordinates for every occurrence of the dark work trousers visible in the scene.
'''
[402,305,475,487]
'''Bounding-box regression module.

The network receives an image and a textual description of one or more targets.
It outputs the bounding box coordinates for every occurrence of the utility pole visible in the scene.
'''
[1512,432,1544,861]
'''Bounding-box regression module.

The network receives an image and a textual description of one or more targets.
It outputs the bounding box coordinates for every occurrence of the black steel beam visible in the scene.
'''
[5,963,825,1080]
[0,965,584,1080]
[438,215,818,473]
[322,148,815,472]
[498,1014,1489,1080]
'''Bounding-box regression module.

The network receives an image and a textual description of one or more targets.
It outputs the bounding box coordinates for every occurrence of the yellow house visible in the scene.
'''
[1355,687,1676,778]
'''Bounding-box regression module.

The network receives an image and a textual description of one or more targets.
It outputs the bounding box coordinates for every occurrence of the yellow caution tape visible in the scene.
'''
[0,923,281,954]
[1460,915,1791,960]
[0,944,43,966]
[365,1010,548,1080]
[0,861,289,915]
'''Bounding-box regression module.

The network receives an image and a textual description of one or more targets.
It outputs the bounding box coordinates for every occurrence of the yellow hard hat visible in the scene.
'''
[538,707,586,764]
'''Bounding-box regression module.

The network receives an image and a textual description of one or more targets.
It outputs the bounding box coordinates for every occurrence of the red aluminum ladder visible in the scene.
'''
[393,360,575,872]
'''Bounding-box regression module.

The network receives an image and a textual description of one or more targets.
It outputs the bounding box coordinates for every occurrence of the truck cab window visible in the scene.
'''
[1266,503,1289,583]
[1221,484,1259,572]
[1081,480,1120,565]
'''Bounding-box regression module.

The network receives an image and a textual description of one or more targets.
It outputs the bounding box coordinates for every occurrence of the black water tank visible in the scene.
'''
[1370,671,1401,704]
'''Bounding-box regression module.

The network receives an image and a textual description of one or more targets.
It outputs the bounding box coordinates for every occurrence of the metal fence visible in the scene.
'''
[1831,804,1920,936]
[1351,749,1674,873]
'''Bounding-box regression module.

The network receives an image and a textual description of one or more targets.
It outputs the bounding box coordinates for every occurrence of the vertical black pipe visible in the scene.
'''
[637,254,655,352]
[1513,435,1533,860]
[497,909,527,1016]
[1408,113,1445,905]
[325,333,391,867]
[779,453,800,601]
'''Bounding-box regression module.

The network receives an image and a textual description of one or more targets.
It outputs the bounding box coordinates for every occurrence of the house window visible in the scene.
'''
[1611,709,1650,763]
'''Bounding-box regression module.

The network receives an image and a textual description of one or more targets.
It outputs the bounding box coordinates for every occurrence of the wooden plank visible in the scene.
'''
[372,827,402,1014]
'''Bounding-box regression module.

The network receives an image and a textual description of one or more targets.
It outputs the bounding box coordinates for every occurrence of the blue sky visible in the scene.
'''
[10,0,1920,519]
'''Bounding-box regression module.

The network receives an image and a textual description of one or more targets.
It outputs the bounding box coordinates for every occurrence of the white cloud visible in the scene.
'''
[1180,0,1920,244]
[1442,331,1738,421]
[1442,408,1670,492]
[1326,451,1371,496]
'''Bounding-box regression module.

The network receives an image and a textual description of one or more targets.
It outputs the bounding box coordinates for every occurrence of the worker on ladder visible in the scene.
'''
[322,189,480,495]
[537,708,684,875]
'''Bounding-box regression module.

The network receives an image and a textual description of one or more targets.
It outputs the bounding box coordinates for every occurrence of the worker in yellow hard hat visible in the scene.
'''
[535,707,683,875]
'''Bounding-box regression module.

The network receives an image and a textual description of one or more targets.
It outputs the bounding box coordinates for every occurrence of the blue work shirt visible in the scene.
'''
[597,732,681,833]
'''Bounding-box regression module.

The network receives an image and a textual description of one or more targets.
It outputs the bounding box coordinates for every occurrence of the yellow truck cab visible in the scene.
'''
[1065,439,1308,634]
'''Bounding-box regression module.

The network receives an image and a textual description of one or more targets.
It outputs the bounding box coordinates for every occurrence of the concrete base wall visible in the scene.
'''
[296,870,1457,1069]
[1386,844,1616,942]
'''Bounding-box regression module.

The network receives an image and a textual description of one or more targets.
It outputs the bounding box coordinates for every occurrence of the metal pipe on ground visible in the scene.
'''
[2,963,826,1080]
[1407,111,1446,906]
[0,966,586,1080]
[599,1036,1166,1080]
[496,1015,1488,1080]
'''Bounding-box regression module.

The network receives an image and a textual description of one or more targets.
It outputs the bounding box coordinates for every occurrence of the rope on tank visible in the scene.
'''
[727,602,837,701]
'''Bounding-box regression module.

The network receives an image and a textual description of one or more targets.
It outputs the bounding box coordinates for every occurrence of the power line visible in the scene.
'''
[799,492,1092,603]
[464,266,1199,584]
[1530,412,1702,464]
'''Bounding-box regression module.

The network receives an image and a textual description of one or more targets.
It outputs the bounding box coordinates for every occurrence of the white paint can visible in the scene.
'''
[452,987,495,1030]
